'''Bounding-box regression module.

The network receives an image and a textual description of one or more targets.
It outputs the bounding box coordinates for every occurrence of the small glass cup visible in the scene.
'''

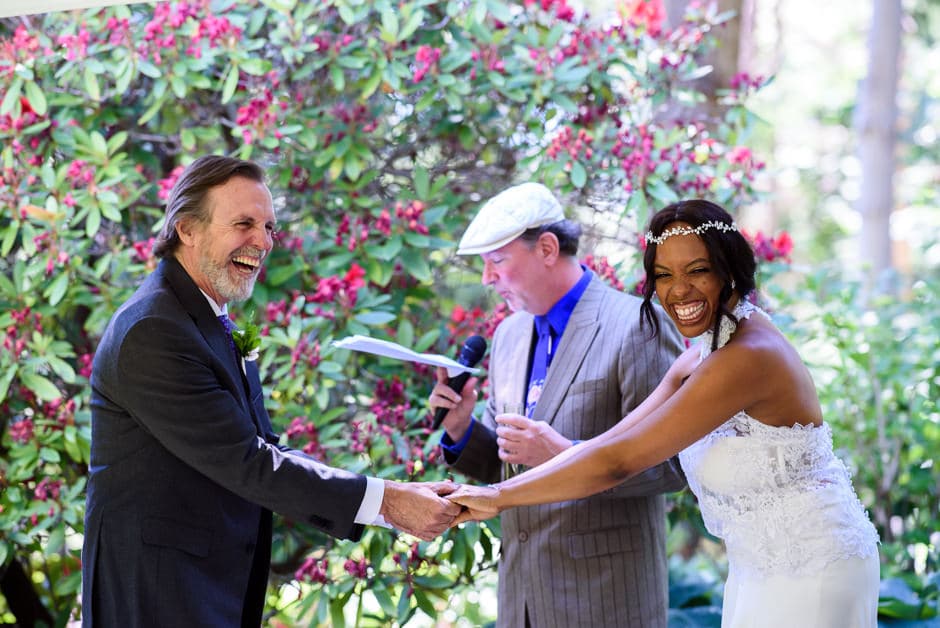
[498,402,525,479]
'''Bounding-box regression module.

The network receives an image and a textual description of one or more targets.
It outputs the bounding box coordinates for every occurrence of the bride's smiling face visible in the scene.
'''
[653,225,725,338]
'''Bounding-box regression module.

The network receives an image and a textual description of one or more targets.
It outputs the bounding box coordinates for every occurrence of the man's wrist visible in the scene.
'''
[440,417,476,454]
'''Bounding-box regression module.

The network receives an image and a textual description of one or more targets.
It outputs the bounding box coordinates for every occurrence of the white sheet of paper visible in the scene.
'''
[332,335,480,377]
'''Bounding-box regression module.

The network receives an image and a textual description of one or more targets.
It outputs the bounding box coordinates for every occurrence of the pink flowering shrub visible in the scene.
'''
[0,1,774,623]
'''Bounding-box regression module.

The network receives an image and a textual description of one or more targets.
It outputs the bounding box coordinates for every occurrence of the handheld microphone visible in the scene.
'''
[432,335,487,430]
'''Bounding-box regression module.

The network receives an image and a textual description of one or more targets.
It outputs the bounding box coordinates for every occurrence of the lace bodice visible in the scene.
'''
[678,300,879,578]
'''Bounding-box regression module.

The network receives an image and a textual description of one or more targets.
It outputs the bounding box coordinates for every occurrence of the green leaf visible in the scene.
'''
[555,65,592,85]
[337,3,355,24]
[646,177,679,206]
[365,237,403,262]
[23,80,48,116]
[360,66,384,100]
[398,9,424,41]
[413,589,437,616]
[85,206,102,238]
[399,248,431,282]
[328,156,344,181]
[373,583,397,617]
[380,8,399,41]
[83,66,101,101]
[170,76,187,99]
[415,90,436,112]
[544,23,566,48]
[241,57,269,76]
[106,130,128,155]
[329,65,345,90]
[0,365,17,403]
[0,76,22,115]
[180,128,196,151]
[138,58,162,78]
[1,223,19,257]
[486,0,514,23]
[414,165,429,198]
[570,160,587,188]
[44,272,69,307]
[344,154,363,181]
[316,361,343,375]
[90,131,108,159]
[354,311,397,325]
[221,65,239,104]
[40,447,62,464]
[396,319,414,348]
[63,426,83,461]
[20,371,61,402]
[266,258,303,287]
[413,329,440,352]
[396,586,411,621]
[115,59,135,93]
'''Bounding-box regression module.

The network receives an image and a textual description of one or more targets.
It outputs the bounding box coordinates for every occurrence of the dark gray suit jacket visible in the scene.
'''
[448,278,686,628]
[82,257,366,627]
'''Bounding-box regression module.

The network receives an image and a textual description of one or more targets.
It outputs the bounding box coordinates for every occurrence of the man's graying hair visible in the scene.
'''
[153,155,265,259]
[518,220,582,256]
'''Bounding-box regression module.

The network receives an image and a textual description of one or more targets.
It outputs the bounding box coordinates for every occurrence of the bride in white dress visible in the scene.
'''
[444,199,880,627]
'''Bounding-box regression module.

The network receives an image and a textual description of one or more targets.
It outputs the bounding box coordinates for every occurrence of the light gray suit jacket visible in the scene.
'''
[449,277,686,628]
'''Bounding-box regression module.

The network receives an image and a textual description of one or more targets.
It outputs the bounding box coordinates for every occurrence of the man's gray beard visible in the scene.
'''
[199,252,255,303]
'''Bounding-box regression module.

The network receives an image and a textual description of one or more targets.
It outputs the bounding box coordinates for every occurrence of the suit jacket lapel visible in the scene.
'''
[533,279,603,426]
[243,360,279,442]
[160,258,257,425]
[500,313,536,410]
[490,312,535,414]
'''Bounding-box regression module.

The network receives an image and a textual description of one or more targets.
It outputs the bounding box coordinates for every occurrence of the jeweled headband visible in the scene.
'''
[645,220,738,246]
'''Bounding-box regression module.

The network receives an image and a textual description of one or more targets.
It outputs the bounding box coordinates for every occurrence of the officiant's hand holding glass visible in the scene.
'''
[496,408,573,472]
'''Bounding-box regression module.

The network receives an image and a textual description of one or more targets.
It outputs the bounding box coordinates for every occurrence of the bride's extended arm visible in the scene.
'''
[451,340,772,516]
[603,345,700,440]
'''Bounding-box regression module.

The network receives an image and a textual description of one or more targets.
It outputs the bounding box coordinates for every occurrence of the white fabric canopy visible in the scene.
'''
[0,0,154,19]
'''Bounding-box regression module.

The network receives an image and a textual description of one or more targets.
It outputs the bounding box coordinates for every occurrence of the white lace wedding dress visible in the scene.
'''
[678,301,880,628]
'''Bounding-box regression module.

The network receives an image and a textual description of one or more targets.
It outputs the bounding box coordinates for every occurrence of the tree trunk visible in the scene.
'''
[855,0,902,289]
[664,0,753,123]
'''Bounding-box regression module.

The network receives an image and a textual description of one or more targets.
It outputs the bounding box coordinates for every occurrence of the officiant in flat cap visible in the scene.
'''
[428,182,686,628]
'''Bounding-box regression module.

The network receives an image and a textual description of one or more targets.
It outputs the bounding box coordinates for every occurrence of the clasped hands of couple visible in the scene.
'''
[400,408,550,539]
[411,480,502,533]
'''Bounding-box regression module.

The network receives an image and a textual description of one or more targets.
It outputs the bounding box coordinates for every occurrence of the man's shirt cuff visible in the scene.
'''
[439,417,476,455]
[355,476,389,527]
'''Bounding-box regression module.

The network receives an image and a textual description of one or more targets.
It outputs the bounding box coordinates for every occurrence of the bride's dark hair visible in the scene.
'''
[640,199,757,349]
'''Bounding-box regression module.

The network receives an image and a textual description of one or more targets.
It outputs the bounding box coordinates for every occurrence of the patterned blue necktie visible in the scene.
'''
[218,313,238,356]
[525,316,553,418]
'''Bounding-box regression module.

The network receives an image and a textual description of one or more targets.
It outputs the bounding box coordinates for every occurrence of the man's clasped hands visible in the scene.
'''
[397,480,500,540]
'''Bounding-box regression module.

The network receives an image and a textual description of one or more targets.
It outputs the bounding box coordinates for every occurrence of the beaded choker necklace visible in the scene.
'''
[700,298,769,358]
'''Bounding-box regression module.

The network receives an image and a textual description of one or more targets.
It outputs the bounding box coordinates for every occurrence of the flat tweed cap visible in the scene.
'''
[456,182,566,255]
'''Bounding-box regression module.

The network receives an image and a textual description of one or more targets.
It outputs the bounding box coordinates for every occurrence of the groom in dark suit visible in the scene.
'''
[81,155,459,627]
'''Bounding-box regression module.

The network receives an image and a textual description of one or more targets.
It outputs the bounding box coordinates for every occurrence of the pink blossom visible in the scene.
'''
[295,557,329,584]
[621,0,665,36]
[9,418,34,444]
[343,557,369,579]
[413,45,442,83]
[157,165,185,201]
[727,146,752,165]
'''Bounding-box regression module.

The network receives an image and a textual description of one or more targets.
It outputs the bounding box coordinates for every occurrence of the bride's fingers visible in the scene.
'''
[453,510,479,526]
